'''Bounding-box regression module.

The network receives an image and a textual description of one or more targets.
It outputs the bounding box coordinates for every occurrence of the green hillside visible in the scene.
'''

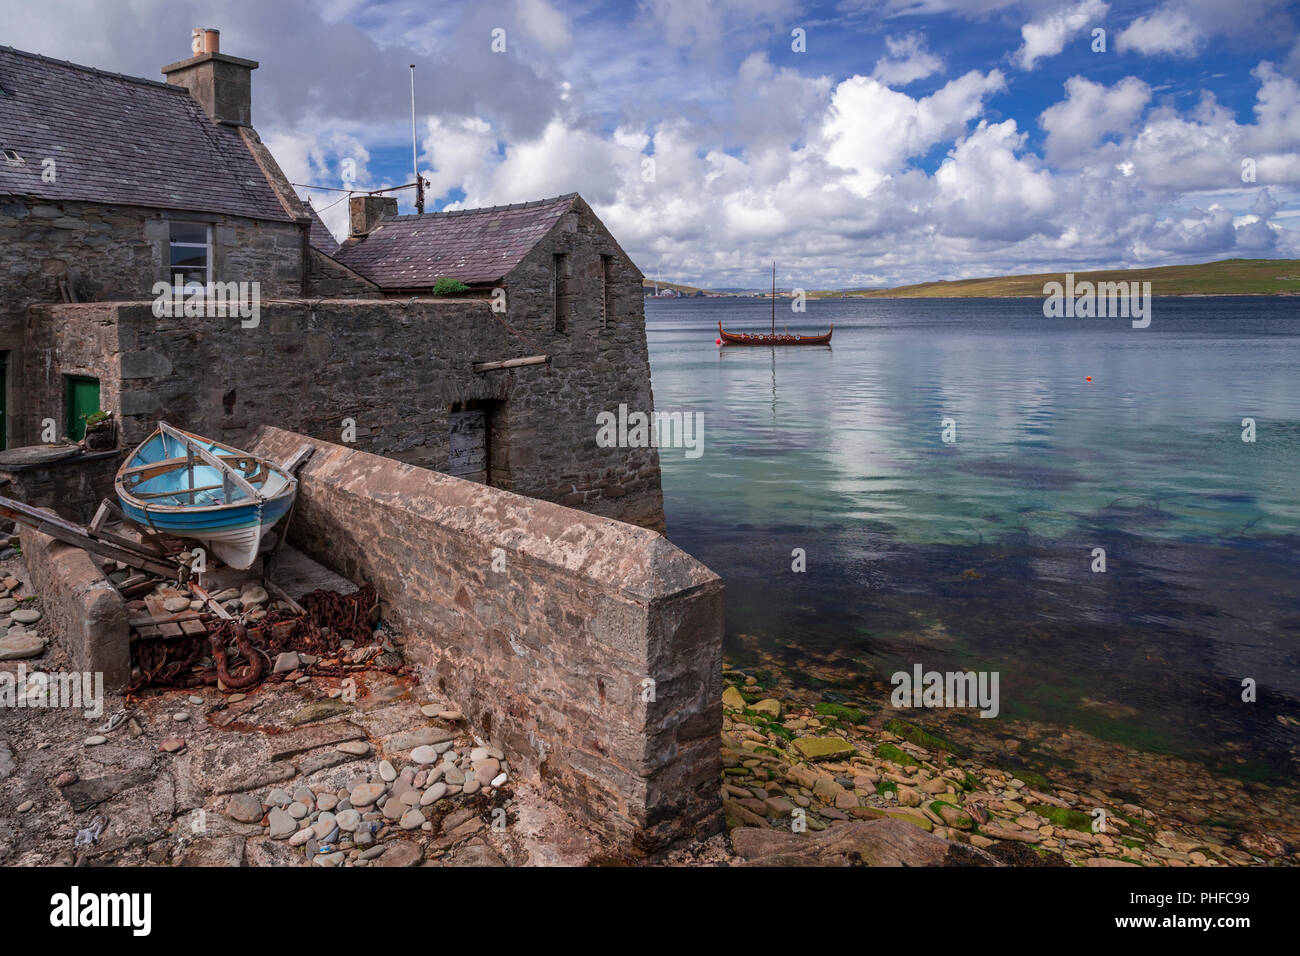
[834,259,1300,298]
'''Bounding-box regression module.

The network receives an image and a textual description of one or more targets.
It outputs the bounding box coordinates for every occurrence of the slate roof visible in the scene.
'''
[0,45,291,222]
[305,200,338,253]
[333,193,578,288]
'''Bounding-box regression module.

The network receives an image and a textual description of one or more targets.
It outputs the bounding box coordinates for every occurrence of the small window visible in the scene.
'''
[2,148,23,166]
[601,254,615,330]
[552,253,568,333]
[169,221,212,288]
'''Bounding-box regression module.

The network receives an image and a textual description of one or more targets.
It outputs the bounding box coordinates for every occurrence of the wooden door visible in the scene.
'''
[65,375,100,442]
[448,409,487,483]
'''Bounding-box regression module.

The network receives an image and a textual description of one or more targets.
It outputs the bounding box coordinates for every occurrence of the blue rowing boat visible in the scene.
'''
[115,423,297,570]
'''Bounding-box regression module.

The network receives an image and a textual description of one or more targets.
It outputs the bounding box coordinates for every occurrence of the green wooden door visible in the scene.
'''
[65,375,100,442]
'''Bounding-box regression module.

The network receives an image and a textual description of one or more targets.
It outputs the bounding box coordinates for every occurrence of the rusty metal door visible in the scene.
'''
[448,409,487,482]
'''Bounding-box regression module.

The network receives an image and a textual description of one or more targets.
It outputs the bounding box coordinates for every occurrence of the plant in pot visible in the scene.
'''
[82,409,116,451]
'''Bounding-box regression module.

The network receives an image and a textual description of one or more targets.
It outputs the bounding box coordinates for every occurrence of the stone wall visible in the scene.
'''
[25,297,666,531]
[497,197,664,529]
[306,247,381,298]
[18,518,131,691]
[1,196,303,445]
[0,446,120,524]
[248,426,724,850]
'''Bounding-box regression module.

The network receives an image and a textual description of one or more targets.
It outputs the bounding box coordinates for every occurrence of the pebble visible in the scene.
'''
[163,597,190,613]
[187,695,203,705]
[490,772,508,788]
[349,783,386,808]
[0,631,45,660]
[160,738,186,753]
[84,735,107,746]
[289,828,314,847]
[287,802,309,820]
[227,793,264,823]
[421,782,448,805]
[53,771,78,787]
[240,586,269,607]
[228,693,247,703]
[410,745,440,764]
[17,800,34,813]
[10,608,42,625]
[379,760,397,782]
[335,809,361,832]
[337,741,370,756]
[267,807,297,839]
[317,793,337,811]
[273,652,300,674]
[172,712,190,722]
[399,808,426,830]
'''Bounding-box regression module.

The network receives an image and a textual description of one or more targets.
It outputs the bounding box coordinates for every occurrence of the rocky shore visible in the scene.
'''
[719,666,1299,866]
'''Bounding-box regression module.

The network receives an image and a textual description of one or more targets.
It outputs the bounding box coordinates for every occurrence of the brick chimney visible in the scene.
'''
[161,28,258,127]
[349,195,398,237]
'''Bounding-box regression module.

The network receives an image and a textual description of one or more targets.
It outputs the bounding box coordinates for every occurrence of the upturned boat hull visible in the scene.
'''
[115,423,297,570]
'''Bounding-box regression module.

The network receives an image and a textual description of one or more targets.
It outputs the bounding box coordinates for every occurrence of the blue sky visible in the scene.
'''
[5,0,1299,288]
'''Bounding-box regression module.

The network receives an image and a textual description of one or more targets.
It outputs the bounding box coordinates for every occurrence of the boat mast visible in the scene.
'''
[771,261,776,335]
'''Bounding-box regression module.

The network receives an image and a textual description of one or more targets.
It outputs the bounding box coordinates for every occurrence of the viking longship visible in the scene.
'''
[717,262,832,346]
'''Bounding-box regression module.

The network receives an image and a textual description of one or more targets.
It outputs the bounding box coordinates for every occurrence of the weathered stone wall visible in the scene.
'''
[25,296,667,531]
[1,196,302,443]
[306,247,381,298]
[18,518,131,691]
[248,426,724,850]
[0,448,119,524]
[499,197,665,529]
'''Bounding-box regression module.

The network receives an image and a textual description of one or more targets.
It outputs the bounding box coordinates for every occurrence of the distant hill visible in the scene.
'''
[641,279,732,296]
[830,259,1300,298]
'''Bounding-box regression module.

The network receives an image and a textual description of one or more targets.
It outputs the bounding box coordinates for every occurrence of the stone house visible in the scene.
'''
[0,36,664,530]
[1,31,721,854]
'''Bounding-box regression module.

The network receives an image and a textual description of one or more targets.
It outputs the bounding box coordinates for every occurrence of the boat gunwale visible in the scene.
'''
[115,424,296,516]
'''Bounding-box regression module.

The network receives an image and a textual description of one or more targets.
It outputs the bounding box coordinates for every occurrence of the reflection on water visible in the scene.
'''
[647,296,1300,782]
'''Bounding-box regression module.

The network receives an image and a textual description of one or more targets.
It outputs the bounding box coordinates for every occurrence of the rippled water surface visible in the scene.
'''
[646,296,1300,779]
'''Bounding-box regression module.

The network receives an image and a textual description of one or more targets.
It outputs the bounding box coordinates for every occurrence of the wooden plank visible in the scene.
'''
[158,622,183,638]
[265,580,305,616]
[473,354,550,373]
[0,496,177,577]
[129,610,200,628]
[180,619,207,636]
[190,583,233,621]
[89,500,111,535]
[135,624,161,639]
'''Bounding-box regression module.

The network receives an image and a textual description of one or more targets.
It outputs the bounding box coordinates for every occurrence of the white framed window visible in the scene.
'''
[168,221,212,290]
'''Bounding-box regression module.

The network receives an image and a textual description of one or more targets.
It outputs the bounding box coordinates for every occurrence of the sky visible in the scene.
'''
[4,0,1300,289]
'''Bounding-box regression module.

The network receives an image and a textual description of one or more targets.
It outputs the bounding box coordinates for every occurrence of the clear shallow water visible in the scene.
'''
[647,296,1300,778]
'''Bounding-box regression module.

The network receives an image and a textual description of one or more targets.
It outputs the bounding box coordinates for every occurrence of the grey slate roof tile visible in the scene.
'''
[0,45,291,222]
[305,200,338,253]
[333,193,576,287]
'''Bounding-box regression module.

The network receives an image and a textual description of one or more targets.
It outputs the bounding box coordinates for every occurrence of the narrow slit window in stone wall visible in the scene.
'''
[553,253,568,333]
[601,254,615,330]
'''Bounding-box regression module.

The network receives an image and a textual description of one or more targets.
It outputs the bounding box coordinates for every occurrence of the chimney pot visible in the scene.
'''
[191,28,221,55]
[163,34,258,127]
